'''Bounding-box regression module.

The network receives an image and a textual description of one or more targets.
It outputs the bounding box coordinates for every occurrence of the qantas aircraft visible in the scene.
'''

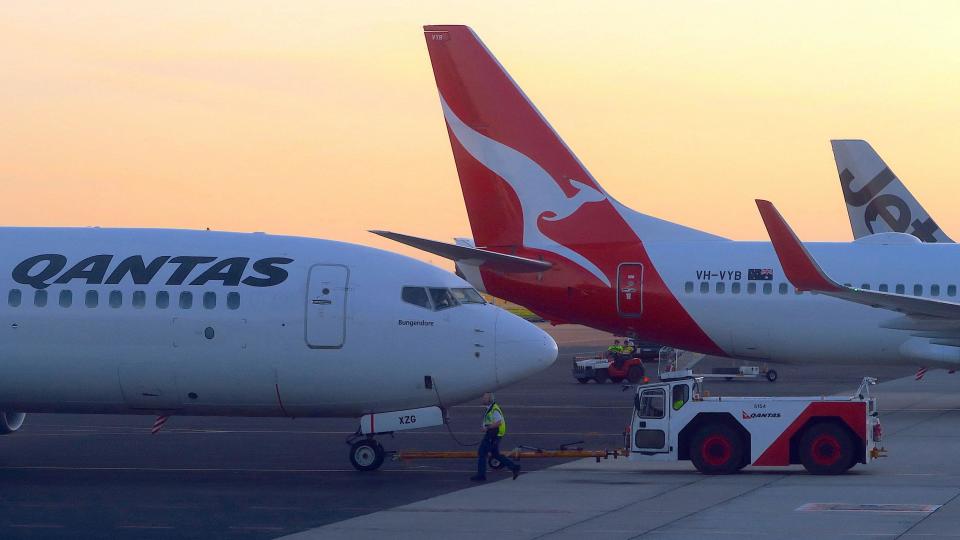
[0,228,557,469]
[377,25,960,372]
[832,139,952,243]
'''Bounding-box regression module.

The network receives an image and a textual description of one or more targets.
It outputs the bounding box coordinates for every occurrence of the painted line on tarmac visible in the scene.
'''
[0,465,476,474]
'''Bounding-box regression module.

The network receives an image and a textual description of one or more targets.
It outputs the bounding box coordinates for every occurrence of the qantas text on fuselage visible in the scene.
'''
[13,254,292,289]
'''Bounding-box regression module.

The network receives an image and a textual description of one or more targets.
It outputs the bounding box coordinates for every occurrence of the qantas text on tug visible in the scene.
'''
[0,228,556,469]
[378,25,960,371]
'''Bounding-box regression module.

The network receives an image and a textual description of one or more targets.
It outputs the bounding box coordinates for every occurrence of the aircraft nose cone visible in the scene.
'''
[494,310,558,385]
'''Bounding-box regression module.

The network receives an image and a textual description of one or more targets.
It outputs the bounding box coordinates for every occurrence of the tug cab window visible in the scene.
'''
[635,388,665,419]
[672,383,690,410]
[429,288,458,311]
[401,287,431,309]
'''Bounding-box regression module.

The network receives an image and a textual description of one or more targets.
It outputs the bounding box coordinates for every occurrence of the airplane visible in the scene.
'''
[832,139,952,243]
[0,228,557,470]
[376,24,960,373]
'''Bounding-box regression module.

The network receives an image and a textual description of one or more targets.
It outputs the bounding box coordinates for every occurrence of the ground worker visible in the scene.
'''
[608,339,626,368]
[471,392,521,482]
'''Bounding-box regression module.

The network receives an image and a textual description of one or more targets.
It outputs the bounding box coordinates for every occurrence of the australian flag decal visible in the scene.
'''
[748,268,774,281]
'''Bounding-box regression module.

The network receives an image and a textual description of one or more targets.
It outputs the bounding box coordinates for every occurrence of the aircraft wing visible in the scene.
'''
[756,199,960,320]
[370,230,552,273]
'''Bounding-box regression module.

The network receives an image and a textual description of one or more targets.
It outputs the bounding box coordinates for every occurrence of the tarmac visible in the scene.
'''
[284,366,960,540]
[1,324,952,539]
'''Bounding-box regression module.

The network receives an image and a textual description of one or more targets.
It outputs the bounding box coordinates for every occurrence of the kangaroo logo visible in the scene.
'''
[440,97,611,286]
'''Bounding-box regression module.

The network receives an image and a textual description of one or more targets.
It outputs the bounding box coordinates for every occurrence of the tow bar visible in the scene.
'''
[393,441,627,465]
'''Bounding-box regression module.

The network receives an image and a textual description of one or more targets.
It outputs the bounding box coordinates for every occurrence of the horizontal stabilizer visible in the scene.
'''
[371,231,552,273]
[756,199,960,320]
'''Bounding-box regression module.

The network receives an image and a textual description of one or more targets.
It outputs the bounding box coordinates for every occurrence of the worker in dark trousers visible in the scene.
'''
[471,392,520,482]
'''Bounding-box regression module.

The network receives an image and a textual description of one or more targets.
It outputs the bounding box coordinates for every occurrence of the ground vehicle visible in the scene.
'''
[629,372,884,474]
[572,342,659,383]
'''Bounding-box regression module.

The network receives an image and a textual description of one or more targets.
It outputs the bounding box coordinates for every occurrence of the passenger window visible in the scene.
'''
[34,290,47,307]
[59,290,72,308]
[429,288,458,310]
[747,282,757,295]
[109,291,122,308]
[715,282,725,294]
[895,284,905,294]
[913,284,923,296]
[931,284,941,297]
[699,282,709,294]
[879,284,889,292]
[132,291,146,309]
[778,283,788,295]
[156,291,170,309]
[227,292,240,310]
[635,388,665,419]
[203,292,216,309]
[672,384,690,411]
[8,289,21,307]
[85,290,98,308]
[451,288,485,304]
[949,285,957,297]
[401,287,430,309]
[179,291,193,309]
[762,283,772,295]
[731,282,741,294]
[684,281,693,293]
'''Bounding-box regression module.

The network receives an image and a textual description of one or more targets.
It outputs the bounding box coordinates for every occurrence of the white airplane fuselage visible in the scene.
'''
[646,239,951,366]
[0,228,556,418]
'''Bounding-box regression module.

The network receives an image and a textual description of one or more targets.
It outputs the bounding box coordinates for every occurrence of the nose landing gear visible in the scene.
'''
[349,438,386,471]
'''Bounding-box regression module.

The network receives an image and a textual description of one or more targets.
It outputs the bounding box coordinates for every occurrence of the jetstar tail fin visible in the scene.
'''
[832,139,952,243]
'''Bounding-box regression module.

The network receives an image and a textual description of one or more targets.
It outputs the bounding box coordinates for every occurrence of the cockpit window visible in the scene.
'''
[401,287,430,309]
[429,288,458,311]
[451,288,485,304]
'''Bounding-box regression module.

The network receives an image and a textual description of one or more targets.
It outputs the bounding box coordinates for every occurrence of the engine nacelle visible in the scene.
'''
[0,412,26,434]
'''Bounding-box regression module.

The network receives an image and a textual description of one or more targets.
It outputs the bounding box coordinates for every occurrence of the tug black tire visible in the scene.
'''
[690,424,745,475]
[799,423,855,475]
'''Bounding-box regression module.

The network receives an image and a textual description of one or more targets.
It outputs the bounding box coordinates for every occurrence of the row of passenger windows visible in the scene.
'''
[401,286,485,311]
[683,281,960,297]
[8,289,241,310]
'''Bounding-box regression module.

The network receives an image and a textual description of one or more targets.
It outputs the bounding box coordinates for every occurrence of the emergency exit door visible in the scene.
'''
[305,264,349,348]
[617,263,643,317]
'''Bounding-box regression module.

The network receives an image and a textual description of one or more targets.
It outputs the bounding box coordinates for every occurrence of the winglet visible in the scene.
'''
[755,200,842,293]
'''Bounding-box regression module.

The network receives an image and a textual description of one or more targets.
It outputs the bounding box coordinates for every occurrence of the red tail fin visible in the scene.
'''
[424,25,719,261]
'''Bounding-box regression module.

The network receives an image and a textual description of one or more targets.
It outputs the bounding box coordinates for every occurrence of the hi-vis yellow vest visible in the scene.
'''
[484,403,507,437]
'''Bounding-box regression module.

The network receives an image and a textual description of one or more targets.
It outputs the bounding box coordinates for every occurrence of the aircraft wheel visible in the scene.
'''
[627,366,644,384]
[766,369,778,382]
[799,423,854,475]
[593,369,609,384]
[349,439,385,472]
[576,378,589,384]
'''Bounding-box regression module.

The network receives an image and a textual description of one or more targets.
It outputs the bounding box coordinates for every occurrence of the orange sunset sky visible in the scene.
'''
[2,2,959,268]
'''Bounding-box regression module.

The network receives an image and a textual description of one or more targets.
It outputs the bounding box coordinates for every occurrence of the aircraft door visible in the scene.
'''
[305,264,349,348]
[617,263,644,317]
[633,386,669,453]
